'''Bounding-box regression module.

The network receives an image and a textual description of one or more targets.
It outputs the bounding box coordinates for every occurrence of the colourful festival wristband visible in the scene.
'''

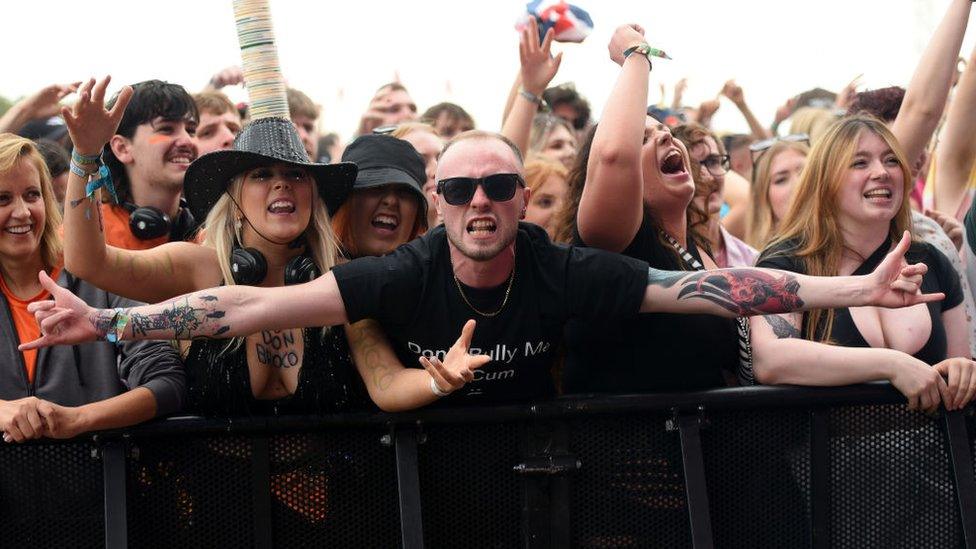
[71,149,101,166]
[104,308,130,344]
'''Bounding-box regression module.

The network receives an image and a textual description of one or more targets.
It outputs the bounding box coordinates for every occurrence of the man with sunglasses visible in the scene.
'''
[22,132,947,407]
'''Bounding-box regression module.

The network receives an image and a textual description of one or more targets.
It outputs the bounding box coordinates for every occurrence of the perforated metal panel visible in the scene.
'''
[0,442,103,547]
[569,414,690,548]
[126,435,255,548]
[702,408,812,549]
[418,422,523,548]
[829,405,961,549]
[269,429,400,547]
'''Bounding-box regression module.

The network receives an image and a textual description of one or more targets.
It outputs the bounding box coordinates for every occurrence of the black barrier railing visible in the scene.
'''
[3,382,975,548]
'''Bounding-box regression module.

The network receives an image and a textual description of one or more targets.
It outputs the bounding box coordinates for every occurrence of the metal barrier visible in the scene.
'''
[3,382,975,548]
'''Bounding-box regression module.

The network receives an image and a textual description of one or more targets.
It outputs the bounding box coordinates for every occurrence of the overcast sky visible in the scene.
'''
[3,1,974,139]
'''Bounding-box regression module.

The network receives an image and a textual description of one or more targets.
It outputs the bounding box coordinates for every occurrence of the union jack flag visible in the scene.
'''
[520,0,593,43]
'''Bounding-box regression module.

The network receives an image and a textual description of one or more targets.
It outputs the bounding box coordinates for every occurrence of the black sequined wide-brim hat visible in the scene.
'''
[184,117,357,221]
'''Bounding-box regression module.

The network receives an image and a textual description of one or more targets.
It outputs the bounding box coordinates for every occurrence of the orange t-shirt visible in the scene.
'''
[101,203,169,250]
[1,268,61,384]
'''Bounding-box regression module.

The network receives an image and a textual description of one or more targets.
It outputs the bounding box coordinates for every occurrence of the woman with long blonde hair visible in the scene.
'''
[753,115,976,411]
[745,139,810,248]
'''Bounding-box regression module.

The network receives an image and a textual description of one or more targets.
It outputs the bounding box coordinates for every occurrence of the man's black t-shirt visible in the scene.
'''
[563,215,741,394]
[332,223,649,404]
[966,199,976,257]
[757,239,963,365]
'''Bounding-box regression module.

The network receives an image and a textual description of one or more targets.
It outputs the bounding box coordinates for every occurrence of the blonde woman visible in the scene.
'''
[0,133,184,441]
[745,139,810,248]
[522,156,568,240]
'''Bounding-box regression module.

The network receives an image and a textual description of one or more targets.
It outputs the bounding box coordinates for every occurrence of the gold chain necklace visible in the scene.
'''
[452,265,516,318]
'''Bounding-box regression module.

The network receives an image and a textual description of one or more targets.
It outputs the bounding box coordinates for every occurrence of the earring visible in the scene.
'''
[234,217,243,231]
[520,208,527,219]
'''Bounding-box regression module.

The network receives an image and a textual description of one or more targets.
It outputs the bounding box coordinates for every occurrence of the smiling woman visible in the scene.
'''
[0,133,186,442]
[751,115,975,412]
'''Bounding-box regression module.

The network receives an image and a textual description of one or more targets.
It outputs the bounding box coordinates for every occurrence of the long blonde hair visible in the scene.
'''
[0,134,63,271]
[766,115,914,342]
[746,141,810,248]
[202,174,339,286]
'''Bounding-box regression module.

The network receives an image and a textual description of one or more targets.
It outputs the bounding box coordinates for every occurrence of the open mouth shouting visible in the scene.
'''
[466,216,497,238]
[659,149,688,178]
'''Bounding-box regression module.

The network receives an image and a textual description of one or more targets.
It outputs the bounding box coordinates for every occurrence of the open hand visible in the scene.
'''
[864,231,945,308]
[21,82,82,120]
[419,319,492,395]
[61,76,132,156]
[18,271,102,352]
[519,17,563,96]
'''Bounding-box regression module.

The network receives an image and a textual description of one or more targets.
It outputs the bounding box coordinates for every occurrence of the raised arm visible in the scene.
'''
[60,77,208,302]
[721,80,771,140]
[934,45,976,219]
[20,270,349,350]
[0,82,80,134]
[891,0,972,167]
[501,18,563,157]
[577,24,650,252]
[345,319,490,412]
[640,232,943,316]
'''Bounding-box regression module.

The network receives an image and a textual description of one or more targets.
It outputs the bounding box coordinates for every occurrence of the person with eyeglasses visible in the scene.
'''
[19,128,950,413]
[673,123,757,268]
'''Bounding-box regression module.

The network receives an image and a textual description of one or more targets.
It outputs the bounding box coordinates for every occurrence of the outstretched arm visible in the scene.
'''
[577,24,650,253]
[640,232,942,316]
[934,45,976,219]
[20,271,349,350]
[891,0,972,167]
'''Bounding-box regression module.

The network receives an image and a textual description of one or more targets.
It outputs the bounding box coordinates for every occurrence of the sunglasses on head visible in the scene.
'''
[749,133,810,162]
[436,173,525,205]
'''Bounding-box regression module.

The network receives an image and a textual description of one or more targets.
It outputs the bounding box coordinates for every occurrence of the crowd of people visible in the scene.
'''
[1,1,976,447]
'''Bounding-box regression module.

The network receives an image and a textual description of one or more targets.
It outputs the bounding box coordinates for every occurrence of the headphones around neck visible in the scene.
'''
[230,240,320,286]
[122,198,198,242]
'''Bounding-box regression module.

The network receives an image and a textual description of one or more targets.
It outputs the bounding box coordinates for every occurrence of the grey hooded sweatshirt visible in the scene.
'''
[0,270,185,416]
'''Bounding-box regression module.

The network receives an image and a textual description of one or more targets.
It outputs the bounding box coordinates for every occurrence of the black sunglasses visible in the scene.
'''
[436,173,525,205]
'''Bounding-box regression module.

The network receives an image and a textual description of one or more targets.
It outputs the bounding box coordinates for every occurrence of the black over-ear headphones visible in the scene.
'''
[122,198,198,241]
[230,239,320,286]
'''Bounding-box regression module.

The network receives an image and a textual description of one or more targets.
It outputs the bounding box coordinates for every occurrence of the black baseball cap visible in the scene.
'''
[341,134,428,221]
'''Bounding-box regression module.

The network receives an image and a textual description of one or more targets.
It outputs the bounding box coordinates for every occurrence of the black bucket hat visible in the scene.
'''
[184,117,357,221]
[341,134,428,222]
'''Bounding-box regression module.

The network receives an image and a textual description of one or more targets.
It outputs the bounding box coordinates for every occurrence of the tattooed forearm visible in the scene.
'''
[762,315,800,339]
[346,320,396,391]
[126,295,230,339]
[89,310,115,339]
[650,267,806,316]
